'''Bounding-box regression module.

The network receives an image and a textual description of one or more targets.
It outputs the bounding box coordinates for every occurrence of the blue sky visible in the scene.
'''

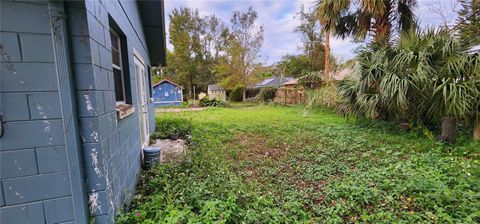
[164,0,460,65]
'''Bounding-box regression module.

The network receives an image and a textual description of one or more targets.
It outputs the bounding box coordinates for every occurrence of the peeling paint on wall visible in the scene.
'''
[89,192,101,214]
[90,148,101,176]
[84,94,94,113]
[35,103,54,144]
[90,131,99,142]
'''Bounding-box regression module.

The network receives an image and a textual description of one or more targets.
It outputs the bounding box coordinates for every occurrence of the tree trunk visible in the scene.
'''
[442,116,457,144]
[474,120,480,140]
[373,2,392,47]
[324,30,330,84]
[242,88,246,102]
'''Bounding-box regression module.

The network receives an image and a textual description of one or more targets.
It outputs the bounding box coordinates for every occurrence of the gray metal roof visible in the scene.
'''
[253,76,294,88]
[208,84,225,91]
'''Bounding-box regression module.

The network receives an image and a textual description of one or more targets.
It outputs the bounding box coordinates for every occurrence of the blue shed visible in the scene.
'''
[153,79,184,107]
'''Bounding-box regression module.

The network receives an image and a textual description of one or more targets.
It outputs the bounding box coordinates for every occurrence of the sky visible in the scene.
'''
[164,0,461,65]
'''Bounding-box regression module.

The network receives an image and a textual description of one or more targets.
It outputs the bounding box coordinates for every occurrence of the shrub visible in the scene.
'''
[298,71,324,90]
[337,28,480,142]
[199,97,227,107]
[228,87,244,102]
[151,117,193,139]
[254,87,277,103]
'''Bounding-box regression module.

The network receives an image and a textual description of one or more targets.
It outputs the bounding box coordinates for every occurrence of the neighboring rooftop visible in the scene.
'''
[153,79,183,89]
[283,78,298,86]
[208,84,225,91]
[252,76,295,88]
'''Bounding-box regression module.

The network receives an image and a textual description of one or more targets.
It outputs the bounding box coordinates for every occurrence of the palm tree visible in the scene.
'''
[339,28,480,143]
[315,0,349,84]
[316,0,417,47]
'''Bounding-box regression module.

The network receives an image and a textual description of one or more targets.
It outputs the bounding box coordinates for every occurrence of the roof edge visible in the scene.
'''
[153,78,184,89]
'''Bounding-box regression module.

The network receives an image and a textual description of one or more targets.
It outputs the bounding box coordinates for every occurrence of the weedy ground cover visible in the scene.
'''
[118,105,480,223]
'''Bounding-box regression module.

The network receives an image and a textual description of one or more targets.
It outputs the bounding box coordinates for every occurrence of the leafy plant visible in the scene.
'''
[228,87,244,102]
[337,28,480,142]
[298,71,324,89]
[199,96,228,107]
[151,117,193,139]
[254,87,277,103]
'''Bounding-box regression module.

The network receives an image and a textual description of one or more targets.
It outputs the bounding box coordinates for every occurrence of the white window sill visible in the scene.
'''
[116,103,135,120]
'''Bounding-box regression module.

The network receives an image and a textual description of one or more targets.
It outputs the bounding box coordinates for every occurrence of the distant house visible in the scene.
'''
[0,0,166,223]
[153,79,184,106]
[251,76,295,89]
[208,84,226,102]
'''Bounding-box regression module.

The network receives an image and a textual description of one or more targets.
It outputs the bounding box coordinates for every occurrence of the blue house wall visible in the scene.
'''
[0,0,164,223]
[153,81,183,107]
[1,0,81,223]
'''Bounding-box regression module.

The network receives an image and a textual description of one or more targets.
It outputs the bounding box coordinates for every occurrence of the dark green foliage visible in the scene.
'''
[151,117,193,139]
[228,87,244,102]
[338,29,480,128]
[199,97,227,107]
[254,87,277,102]
[457,0,480,45]
[298,71,324,89]
[278,54,316,78]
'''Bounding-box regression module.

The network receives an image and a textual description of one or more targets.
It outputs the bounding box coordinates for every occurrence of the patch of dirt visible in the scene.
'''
[232,133,289,161]
[229,132,340,208]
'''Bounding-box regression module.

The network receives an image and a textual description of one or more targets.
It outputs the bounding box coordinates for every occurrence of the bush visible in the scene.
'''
[228,87,244,102]
[254,87,277,103]
[298,71,324,89]
[199,97,227,107]
[151,117,193,139]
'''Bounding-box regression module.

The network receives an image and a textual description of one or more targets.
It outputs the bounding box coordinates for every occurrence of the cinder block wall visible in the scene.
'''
[0,0,77,223]
[1,0,156,223]
[66,0,154,222]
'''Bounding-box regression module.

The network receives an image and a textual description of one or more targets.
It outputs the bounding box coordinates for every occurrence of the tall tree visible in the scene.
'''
[295,6,326,74]
[223,7,264,101]
[168,8,202,98]
[168,8,229,98]
[456,0,480,45]
[277,54,311,77]
[315,1,349,84]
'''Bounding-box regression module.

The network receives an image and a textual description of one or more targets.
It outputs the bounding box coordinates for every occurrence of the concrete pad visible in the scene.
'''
[155,107,208,113]
[152,139,187,163]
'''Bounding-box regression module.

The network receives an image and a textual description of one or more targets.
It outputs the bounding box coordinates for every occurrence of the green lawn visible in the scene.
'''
[118,105,480,223]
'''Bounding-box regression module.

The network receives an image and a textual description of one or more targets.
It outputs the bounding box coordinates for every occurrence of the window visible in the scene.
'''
[110,29,126,103]
[110,17,134,119]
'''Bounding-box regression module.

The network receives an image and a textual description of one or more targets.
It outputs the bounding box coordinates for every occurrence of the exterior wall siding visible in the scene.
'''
[208,90,227,102]
[0,0,76,223]
[153,81,183,107]
[66,0,154,222]
[1,0,158,223]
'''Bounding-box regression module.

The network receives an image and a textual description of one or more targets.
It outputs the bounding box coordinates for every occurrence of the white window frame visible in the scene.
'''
[110,28,127,104]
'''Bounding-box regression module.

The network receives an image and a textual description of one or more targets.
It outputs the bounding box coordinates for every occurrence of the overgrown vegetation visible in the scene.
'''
[118,106,480,223]
[254,87,277,103]
[150,117,193,139]
[199,97,228,107]
[337,28,480,142]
